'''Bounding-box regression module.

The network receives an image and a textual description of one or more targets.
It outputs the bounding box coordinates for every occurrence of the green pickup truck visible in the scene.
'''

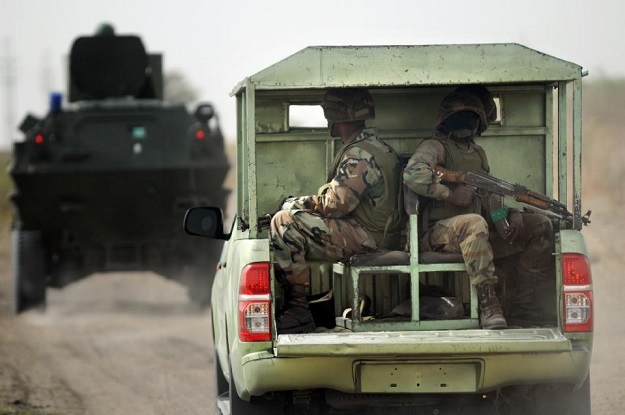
[185,44,593,414]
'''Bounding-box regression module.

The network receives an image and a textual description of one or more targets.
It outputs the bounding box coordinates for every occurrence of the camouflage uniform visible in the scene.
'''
[404,136,554,287]
[271,88,405,333]
[404,87,556,328]
[271,127,404,293]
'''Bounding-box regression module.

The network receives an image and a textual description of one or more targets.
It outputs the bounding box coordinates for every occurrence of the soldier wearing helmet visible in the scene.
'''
[270,88,405,334]
[403,86,557,329]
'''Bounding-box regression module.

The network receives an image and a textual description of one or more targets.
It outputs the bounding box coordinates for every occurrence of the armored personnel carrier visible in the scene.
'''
[9,27,229,313]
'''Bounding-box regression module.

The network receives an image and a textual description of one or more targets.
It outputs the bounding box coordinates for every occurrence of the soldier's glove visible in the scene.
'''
[445,185,475,207]
[505,210,524,243]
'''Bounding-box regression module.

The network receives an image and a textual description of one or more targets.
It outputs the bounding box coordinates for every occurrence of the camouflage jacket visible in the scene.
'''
[283,128,404,240]
[403,132,488,201]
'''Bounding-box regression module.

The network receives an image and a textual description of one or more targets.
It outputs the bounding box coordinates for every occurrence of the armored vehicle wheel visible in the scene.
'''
[12,229,47,313]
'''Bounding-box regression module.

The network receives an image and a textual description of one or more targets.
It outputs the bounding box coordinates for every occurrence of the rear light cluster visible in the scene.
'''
[562,253,593,332]
[194,128,207,140]
[238,262,272,342]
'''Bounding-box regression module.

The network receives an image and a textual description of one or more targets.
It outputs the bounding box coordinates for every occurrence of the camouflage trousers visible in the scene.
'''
[422,213,495,286]
[270,209,377,287]
[423,212,554,286]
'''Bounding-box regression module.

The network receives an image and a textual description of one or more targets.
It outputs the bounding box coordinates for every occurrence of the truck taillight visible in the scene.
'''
[562,253,593,332]
[34,133,45,144]
[194,129,206,140]
[239,262,271,342]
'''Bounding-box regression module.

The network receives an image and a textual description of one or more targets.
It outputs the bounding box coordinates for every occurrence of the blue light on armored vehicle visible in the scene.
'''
[49,92,62,112]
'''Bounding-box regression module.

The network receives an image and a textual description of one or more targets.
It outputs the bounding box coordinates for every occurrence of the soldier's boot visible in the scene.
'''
[276,284,316,334]
[476,283,508,329]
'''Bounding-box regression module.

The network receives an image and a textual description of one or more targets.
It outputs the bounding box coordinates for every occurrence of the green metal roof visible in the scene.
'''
[232,43,582,94]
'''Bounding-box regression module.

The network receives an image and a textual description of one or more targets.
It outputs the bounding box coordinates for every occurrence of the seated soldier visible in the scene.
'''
[270,88,406,334]
[403,86,556,329]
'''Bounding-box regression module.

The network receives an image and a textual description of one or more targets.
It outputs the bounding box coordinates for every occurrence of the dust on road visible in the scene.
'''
[0,194,623,414]
[0,251,217,415]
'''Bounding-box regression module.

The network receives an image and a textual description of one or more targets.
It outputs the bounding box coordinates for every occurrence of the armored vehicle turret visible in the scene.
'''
[9,27,229,313]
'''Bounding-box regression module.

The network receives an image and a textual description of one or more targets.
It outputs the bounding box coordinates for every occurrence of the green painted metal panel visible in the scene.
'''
[233,44,582,93]
[558,229,589,256]
[255,139,329,214]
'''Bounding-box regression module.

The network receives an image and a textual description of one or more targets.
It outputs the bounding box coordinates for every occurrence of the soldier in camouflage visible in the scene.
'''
[270,88,405,334]
[403,86,556,329]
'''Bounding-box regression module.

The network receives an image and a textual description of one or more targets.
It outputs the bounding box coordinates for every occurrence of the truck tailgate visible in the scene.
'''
[276,328,572,357]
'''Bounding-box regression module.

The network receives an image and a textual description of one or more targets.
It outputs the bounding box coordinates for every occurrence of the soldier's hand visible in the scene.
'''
[505,210,524,243]
[281,196,299,210]
[272,196,293,216]
[445,185,475,207]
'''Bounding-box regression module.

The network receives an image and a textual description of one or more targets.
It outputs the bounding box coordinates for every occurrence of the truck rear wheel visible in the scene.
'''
[12,229,48,313]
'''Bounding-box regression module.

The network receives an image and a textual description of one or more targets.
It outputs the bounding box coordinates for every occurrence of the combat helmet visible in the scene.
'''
[435,89,490,136]
[455,85,497,130]
[322,88,375,122]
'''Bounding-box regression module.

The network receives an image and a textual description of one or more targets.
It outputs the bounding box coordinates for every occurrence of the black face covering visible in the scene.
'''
[441,111,480,142]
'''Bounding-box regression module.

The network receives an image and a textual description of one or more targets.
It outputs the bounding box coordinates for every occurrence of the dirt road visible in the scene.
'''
[0,256,217,414]
[0,195,623,414]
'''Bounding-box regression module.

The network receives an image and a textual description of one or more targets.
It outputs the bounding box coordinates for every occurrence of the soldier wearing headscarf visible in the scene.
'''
[403,86,556,329]
[270,88,405,334]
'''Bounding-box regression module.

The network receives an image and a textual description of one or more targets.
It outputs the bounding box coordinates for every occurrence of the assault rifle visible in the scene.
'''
[435,165,591,236]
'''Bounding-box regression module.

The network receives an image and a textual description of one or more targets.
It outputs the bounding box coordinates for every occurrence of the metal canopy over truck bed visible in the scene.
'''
[232,43,585,238]
[233,44,582,89]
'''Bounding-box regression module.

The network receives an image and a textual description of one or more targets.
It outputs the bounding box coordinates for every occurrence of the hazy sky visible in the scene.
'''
[1,0,624,149]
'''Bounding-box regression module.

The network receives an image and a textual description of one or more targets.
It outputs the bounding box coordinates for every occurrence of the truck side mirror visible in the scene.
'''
[184,206,228,240]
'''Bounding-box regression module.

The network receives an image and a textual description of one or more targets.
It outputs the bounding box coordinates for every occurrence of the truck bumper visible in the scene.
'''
[235,328,591,398]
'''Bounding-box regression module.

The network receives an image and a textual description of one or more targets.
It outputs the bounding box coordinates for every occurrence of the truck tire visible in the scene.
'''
[12,229,47,313]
